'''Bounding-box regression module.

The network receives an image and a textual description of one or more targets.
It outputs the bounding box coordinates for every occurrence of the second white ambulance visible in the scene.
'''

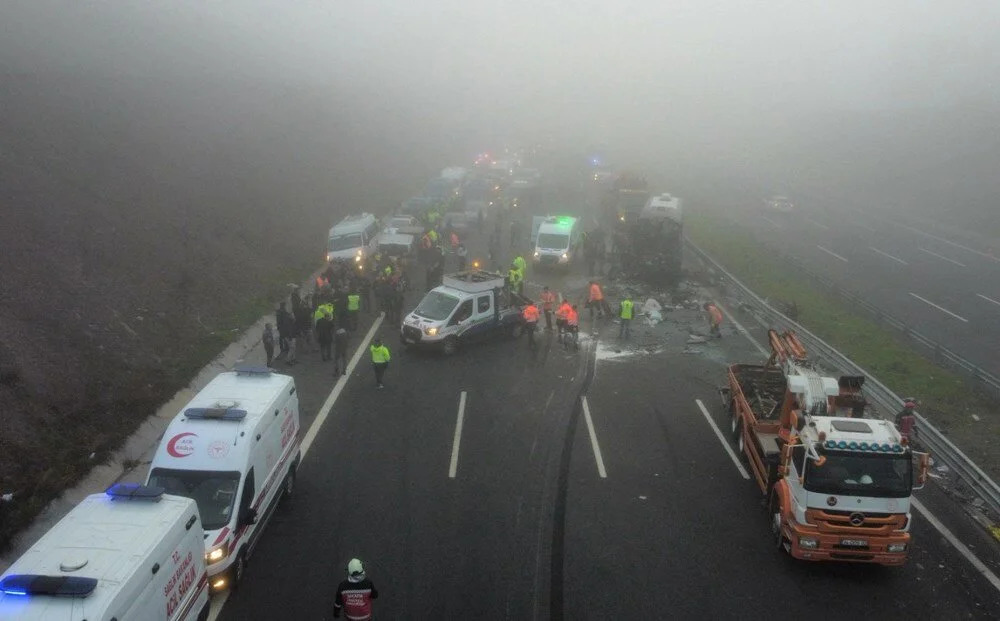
[147,366,301,592]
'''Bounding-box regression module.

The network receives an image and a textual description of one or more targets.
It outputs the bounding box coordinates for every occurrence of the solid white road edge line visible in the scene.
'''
[870,247,909,265]
[581,396,607,478]
[209,313,385,620]
[722,288,1000,594]
[816,245,849,263]
[695,399,750,480]
[976,293,1000,308]
[912,498,1000,593]
[448,391,467,478]
[918,247,967,268]
[301,314,386,458]
[908,293,970,323]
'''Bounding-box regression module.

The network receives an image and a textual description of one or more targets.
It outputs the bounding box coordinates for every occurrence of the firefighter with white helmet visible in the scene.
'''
[334,558,379,619]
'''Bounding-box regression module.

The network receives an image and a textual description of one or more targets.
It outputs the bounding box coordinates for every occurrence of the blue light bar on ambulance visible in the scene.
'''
[1,575,98,598]
[106,483,165,500]
[184,408,247,421]
[233,365,272,376]
[824,440,904,453]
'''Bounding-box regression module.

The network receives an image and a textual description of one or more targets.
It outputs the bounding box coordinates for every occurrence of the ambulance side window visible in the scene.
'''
[238,468,256,526]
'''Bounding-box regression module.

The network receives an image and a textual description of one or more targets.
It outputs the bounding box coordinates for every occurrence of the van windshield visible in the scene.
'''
[537,233,570,250]
[148,468,241,530]
[329,233,363,251]
[414,291,460,321]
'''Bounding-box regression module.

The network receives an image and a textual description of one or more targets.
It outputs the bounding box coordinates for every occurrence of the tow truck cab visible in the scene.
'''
[400,270,526,355]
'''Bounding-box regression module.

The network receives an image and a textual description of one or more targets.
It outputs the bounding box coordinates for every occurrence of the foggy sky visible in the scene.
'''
[2,1,999,205]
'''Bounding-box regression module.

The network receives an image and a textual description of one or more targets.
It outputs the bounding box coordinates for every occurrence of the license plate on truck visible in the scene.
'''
[840,539,867,547]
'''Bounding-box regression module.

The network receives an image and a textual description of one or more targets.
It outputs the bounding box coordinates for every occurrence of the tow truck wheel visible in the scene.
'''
[442,336,459,356]
[732,417,742,443]
[730,405,739,435]
[737,428,746,456]
[770,496,785,550]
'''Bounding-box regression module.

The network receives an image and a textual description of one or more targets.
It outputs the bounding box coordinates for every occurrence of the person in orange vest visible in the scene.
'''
[587,280,610,320]
[539,286,557,331]
[522,300,540,349]
[555,298,572,340]
[564,304,580,350]
[703,302,724,338]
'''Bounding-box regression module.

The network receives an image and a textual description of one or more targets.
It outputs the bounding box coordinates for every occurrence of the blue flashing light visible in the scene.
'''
[892,444,904,453]
[838,441,848,449]
[106,483,164,500]
[825,440,836,449]
[882,443,892,452]
[871,444,881,452]
[860,442,869,450]
[848,442,858,450]
[2,588,27,596]
[184,407,247,421]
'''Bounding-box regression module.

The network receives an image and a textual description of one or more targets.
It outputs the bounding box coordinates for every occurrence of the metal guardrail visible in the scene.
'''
[685,237,1000,517]
[760,247,1000,400]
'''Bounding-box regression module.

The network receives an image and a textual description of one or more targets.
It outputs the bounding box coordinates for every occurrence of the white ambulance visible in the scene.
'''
[147,366,301,592]
[0,483,209,621]
[532,215,581,269]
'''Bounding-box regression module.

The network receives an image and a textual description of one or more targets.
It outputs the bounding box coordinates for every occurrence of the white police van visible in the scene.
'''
[0,483,209,621]
[147,366,301,592]
[327,213,380,264]
[532,215,581,269]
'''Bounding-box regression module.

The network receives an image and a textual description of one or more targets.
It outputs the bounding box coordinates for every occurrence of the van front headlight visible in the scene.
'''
[207,543,229,564]
[424,327,438,336]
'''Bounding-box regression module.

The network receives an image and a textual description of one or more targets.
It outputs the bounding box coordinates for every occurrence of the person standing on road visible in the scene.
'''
[333,558,378,620]
[370,338,391,389]
[895,398,918,441]
[295,303,314,353]
[522,300,540,349]
[276,302,293,359]
[587,281,609,320]
[555,298,572,341]
[316,310,334,362]
[262,323,276,367]
[704,302,724,338]
[565,304,580,350]
[540,286,557,330]
[347,291,361,332]
[619,293,634,339]
[456,243,468,271]
[333,326,348,376]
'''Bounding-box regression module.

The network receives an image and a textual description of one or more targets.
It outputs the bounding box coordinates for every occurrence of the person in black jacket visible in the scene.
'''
[315,311,334,362]
[275,302,294,359]
[333,327,349,376]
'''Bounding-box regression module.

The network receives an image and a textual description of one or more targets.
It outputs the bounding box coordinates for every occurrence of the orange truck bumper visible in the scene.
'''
[783,518,910,566]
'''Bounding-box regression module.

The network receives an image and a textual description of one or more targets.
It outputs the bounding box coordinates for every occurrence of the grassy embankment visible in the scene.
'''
[685,209,1000,481]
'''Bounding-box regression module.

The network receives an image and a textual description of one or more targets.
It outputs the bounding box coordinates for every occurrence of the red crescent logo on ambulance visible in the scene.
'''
[166,432,197,457]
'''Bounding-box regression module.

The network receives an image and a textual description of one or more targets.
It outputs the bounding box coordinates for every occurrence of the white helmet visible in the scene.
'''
[347,558,365,581]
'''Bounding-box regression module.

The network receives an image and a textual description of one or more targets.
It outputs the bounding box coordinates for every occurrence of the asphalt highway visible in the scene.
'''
[212,187,1000,620]
[734,200,1000,376]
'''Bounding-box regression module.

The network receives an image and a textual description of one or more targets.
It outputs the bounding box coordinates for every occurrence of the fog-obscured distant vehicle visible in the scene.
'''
[377,231,416,258]
[764,195,795,212]
[385,214,425,236]
[424,177,462,202]
[441,166,468,183]
[400,196,432,217]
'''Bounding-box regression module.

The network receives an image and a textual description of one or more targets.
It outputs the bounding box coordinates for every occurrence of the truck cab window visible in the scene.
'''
[477,295,491,313]
[451,299,473,325]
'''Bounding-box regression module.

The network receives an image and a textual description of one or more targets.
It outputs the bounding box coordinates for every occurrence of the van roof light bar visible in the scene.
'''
[105,482,165,500]
[234,365,272,376]
[184,407,248,421]
[1,575,98,598]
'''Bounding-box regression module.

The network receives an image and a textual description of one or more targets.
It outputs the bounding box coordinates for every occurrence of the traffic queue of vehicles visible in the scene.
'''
[0,155,934,620]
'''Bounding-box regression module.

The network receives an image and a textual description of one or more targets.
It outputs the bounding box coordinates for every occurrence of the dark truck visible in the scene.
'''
[603,175,684,285]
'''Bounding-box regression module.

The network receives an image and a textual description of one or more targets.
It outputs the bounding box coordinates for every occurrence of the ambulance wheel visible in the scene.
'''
[442,336,459,356]
[282,467,296,503]
[509,323,524,339]
[232,550,247,590]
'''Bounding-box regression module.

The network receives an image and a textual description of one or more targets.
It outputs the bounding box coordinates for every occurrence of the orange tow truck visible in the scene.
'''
[722,330,929,565]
